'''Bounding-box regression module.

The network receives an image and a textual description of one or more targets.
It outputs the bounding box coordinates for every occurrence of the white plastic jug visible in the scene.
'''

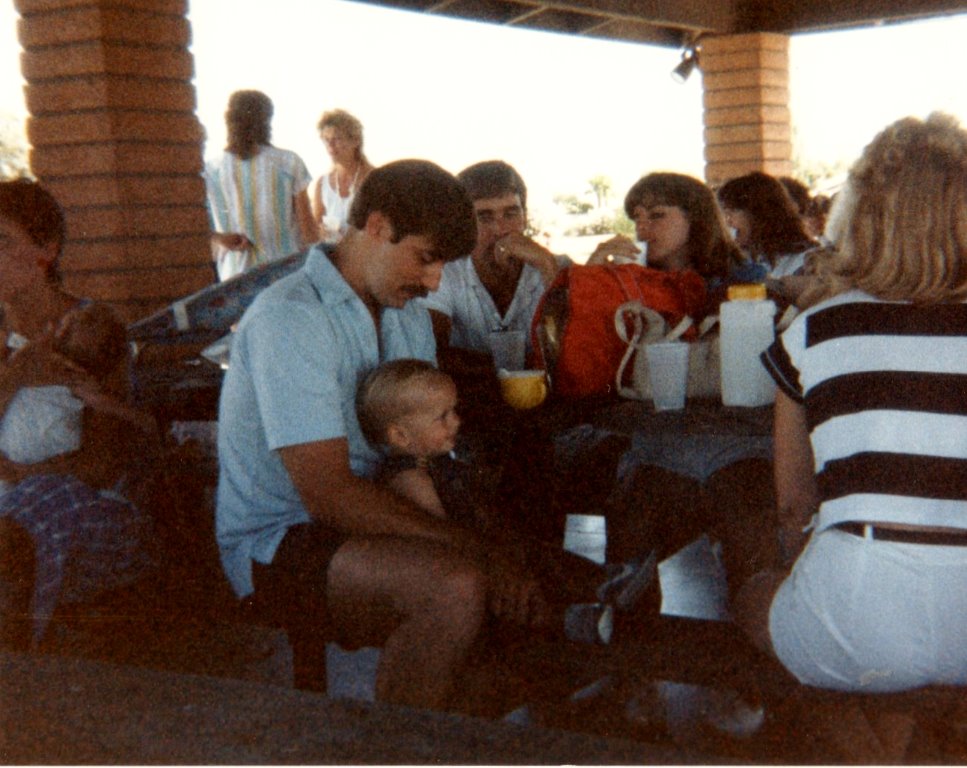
[719,284,776,407]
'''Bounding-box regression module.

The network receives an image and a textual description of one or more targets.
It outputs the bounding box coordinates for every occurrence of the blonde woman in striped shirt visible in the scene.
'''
[738,114,967,756]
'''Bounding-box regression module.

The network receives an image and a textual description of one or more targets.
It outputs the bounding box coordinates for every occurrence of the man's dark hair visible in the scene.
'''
[457,160,527,212]
[0,179,66,282]
[348,159,476,263]
[225,90,273,160]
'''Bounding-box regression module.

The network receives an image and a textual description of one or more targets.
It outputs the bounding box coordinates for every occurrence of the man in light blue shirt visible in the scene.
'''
[216,160,541,711]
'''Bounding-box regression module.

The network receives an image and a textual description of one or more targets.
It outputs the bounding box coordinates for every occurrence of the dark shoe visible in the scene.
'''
[597,550,658,612]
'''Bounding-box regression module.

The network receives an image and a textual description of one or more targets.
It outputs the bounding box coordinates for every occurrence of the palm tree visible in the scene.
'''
[587,175,612,209]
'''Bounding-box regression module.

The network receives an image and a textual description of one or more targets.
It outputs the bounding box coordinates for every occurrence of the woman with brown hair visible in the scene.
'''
[0,179,157,650]
[717,171,817,281]
[585,174,774,612]
[206,90,318,280]
[588,171,743,288]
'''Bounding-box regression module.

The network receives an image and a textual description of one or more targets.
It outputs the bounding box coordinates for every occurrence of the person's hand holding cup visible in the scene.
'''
[586,235,644,266]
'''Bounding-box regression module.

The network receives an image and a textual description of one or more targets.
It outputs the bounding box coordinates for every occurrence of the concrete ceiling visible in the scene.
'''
[350,0,967,48]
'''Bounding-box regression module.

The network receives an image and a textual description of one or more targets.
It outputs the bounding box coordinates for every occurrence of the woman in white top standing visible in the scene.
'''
[206,90,317,281]
[310,109,374,244]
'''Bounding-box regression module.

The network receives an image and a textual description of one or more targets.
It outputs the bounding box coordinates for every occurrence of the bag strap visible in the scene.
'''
[613,301,666,398]
[614,300,661,345]
[606,264,646,306]
[614,303,646,398]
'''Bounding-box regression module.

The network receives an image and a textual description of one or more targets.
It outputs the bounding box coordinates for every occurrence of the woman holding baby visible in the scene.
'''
[0,179,157,650]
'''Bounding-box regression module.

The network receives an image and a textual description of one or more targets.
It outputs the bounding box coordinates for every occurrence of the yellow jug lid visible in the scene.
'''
[727,283,767,301]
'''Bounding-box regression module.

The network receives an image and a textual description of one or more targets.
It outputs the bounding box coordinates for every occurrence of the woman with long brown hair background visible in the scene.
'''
[206,90,318,281]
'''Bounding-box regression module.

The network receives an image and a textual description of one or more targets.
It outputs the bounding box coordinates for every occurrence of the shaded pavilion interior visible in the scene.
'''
[4,0,967,762]
[7,0,967,322]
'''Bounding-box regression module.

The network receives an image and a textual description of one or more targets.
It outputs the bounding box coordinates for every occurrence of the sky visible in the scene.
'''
[1,1,966,221]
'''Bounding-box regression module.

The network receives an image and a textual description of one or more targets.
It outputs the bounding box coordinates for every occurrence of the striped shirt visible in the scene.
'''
[206,146,312,266]
[762,290,967,532]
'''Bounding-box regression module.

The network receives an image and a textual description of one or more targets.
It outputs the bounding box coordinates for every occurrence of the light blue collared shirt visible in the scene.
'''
[215,244,436,597]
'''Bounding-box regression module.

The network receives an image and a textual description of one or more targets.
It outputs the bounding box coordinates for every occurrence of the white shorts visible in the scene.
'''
[769,525,967,692]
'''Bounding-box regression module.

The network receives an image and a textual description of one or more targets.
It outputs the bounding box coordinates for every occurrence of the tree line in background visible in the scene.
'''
[0,112,29,179]
[547,146,848,241]
[550,175,634,238]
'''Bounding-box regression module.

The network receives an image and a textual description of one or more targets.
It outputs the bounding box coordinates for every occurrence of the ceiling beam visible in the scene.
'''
[738,0,967,32]
[346,0,964,47]
[349,0,735,46]
[512,0,738,34]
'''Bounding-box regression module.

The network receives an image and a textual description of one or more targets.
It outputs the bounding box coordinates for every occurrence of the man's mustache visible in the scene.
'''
[404,286,429,299]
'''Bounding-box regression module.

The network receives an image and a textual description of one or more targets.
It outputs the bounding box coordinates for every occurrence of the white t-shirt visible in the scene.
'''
[316,172,355,242]
[0,385,85,496]
[0,386,84,465]
[421,255,570,357]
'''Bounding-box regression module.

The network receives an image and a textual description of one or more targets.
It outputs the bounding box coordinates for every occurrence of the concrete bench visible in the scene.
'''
[1,650,702,764]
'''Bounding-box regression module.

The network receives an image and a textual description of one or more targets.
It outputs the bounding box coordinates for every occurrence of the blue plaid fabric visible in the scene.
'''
[0,474,153,644]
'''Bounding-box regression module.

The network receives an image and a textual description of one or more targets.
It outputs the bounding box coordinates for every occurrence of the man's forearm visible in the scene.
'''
[315,475,474,544]
[281,441,477,549]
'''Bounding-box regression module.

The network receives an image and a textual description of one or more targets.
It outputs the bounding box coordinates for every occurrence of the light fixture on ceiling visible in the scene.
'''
[671,46,699,83]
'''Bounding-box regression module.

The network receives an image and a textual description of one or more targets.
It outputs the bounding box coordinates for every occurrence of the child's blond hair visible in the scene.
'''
[357,359,453,447]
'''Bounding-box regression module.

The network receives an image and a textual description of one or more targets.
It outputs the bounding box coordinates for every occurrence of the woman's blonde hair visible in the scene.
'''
[823,112,967,303]
[317,108,367,162]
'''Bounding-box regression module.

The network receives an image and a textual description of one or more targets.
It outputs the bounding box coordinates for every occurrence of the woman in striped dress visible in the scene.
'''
[206,90,318,281]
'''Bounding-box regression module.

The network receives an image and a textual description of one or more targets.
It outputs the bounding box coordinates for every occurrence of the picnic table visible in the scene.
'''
[546,396,772,472]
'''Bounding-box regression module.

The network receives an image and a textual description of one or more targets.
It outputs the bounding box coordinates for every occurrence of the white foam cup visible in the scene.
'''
[644,341,690,411]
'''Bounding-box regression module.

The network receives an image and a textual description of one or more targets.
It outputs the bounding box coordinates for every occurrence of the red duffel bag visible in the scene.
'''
[531,263,707,398]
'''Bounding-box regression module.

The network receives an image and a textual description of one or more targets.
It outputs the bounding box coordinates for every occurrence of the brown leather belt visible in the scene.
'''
[835,522,967,547]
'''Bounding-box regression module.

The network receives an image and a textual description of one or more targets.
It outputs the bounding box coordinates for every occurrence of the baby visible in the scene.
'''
[358,358,658,643]
[357,358,464,520]
[0,303,128,475]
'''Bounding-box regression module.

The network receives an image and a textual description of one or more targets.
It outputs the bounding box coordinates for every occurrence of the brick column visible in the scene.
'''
[700,32,793,187]
[15,0,212,323]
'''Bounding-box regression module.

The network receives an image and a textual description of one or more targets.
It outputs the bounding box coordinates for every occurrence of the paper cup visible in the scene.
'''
[645,342,689,411]
[497,369,548,410]
[488,329,526,371]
